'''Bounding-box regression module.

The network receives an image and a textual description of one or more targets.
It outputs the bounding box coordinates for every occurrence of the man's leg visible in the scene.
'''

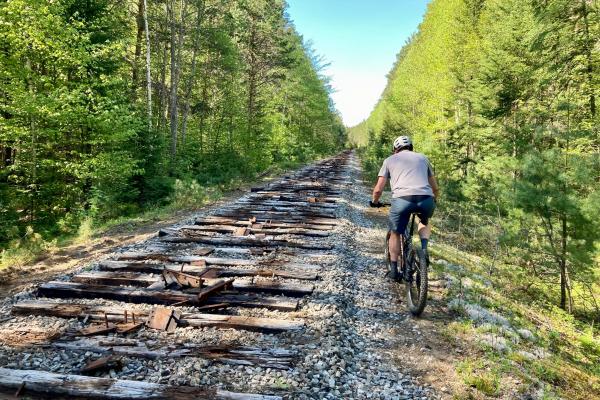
[417,197,436,251]
[388,198,412,280]
[417,222,431,250]
[389,231,401,262]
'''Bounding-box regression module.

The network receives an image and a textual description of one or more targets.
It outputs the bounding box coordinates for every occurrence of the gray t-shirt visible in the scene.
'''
[378,151,434,198]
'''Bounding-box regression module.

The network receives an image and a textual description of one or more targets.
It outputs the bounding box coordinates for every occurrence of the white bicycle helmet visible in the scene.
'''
[393,135,412,150]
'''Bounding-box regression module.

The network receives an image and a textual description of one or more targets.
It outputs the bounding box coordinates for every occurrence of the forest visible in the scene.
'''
[351,0,599,321]
[0,0,345,255]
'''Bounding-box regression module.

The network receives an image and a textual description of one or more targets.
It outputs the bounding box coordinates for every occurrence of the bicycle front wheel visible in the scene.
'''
[405,247,428,316]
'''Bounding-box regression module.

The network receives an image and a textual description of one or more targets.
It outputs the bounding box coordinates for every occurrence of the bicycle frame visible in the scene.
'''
[398,213,417,274]
[384,210,429,316]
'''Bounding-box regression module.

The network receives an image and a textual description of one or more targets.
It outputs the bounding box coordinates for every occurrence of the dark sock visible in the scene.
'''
[391,261,398,272]
[421,238,429,250]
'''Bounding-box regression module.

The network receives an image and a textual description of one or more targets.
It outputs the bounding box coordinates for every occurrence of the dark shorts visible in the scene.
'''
[388,195,436,234]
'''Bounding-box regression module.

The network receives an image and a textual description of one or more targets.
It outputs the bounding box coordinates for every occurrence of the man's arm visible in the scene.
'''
[429,175,440,200]
[372,176,387,203]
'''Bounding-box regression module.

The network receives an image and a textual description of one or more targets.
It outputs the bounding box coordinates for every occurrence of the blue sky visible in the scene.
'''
[286,0,430,127]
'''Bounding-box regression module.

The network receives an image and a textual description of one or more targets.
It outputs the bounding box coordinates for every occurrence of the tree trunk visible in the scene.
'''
[168,0,178,159]
[559,213,573,312]
[181,1,204,146]
[26,58,37,223]
[580,0,596,117]
[246,22,258,136]
[131,0,145,100]
[158,41,168,133]
[143,0,152,131]
[198,82,208,152]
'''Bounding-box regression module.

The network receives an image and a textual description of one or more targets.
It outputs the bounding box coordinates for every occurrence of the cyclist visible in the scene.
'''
[369,135,439,280]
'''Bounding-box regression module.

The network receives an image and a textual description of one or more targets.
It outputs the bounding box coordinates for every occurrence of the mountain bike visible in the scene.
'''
[383,212,429,316]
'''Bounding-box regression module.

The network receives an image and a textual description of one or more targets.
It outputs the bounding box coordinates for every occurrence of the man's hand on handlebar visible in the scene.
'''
[369,200,384,208]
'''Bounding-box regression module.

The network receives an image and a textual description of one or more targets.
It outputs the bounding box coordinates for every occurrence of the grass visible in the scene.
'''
[456,359,501,396]
[431,240,600,399]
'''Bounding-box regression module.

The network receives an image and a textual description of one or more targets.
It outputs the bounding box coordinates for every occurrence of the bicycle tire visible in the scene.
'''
[384,231,398,280]
[405,247,428,316]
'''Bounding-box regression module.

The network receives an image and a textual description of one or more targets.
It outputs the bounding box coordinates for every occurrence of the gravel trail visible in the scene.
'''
[0,151,441,399]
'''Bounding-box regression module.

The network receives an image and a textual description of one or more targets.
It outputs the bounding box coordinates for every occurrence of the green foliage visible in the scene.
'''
[357,0,599,318]
[457,359,501,396]
[0,0,345,251]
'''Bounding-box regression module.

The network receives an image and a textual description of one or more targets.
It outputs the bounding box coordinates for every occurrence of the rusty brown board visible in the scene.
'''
[162,269,202,288]
[146,306,180,332]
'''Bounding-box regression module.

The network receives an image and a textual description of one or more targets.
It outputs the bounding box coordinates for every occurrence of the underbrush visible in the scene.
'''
[0,160,303,273]
[430,242,600,399]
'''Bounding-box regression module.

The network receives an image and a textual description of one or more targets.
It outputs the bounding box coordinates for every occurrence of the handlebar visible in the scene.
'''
[369,201,391,208]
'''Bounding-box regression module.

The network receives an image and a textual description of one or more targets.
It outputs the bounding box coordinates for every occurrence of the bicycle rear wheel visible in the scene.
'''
[384,231,398,280]
[405,247,428,316]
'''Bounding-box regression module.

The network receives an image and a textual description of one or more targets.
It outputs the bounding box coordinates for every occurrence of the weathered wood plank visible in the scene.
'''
[195,217,334,231]
[0,368,282,399]
[99,261,319,280]
[180,313,303,331]
[12,301,304,332]
[211,212,339,226]
[52,338,295,369]
[73,272,157,287]
[196,279,234,301]
[236,199,337,209]
[37,281,299,311]
[110,255,321,270]
[250,191,339,202]
[216,208,335,219]
[160,234,333,251]
[179,224,329,238]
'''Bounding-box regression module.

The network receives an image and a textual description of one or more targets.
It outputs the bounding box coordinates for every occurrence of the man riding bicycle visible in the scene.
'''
[369,136,439,280]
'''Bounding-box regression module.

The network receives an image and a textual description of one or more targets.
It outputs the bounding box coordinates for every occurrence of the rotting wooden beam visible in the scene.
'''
[215,208,336,219]
[51,338,295,369]
[12,301,305,332]
[195,217,334,231]
[250,192,339,202]
[0,368,283,399]
[114,253,323,270]
[178,224,329,238]
[160,234,333,251]
[236,199,338,209]
[195,279,234,302]
[37,281,299,311]
[211,213,339,226]
[98,261,319,280]
[73,270,316,297]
